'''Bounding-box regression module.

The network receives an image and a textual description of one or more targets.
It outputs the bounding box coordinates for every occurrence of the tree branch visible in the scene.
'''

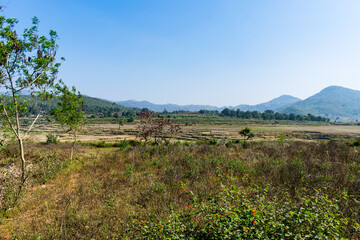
[15,69,46,94]
[24,112,40,137]
[1,104,19,139]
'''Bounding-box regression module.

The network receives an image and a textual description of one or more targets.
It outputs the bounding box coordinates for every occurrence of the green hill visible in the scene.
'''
[280,86,360,121]
[234,95,301,112]
[82,96,135,115]
[18,95,135,116]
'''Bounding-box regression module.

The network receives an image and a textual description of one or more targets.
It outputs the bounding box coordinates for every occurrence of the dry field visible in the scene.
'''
[25,122,360,143]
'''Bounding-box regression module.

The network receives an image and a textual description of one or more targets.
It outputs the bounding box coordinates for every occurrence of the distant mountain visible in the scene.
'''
[231,95,301,112]
[280,86,360,121]
[116,95,301,113]
[83,96,134,114]
[116,100,223,112]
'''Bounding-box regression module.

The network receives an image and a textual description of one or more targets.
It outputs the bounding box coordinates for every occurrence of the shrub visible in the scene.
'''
[209,139,218,145]
[239,127,255,140]
[45,133,59,145]
[121,185,354,239]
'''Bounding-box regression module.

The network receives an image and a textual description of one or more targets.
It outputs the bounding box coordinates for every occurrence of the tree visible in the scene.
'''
[239,127,254,140]
[136,111,181,143]
[53,81,84,159]
[118,117,125,130]
[0,11,63,185]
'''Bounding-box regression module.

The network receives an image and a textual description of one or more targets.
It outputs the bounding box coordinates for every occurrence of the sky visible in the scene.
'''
[2,0,360,106]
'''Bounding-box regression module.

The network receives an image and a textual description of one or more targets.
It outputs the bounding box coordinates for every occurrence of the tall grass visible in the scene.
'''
[3,140,360,239]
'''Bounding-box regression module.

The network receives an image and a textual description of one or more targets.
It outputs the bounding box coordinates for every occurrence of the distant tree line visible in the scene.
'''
[12,96,137,119]
[199,108,330,122]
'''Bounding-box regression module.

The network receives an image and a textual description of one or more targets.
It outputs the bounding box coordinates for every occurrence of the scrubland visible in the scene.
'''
[1,136,360,239]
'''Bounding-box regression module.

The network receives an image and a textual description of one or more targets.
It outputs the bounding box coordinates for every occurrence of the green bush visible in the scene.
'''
[45,133,59,145]
[209,139,218,145]
[121,185,355,239]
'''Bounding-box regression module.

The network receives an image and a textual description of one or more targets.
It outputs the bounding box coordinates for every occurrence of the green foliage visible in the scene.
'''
[209,139,218,145]
[127,116,134,123]
[122,186,351,239]
[0,13,63,128]
[87,139,142,148]
[53,81,84,132]
[239,127,255,140]
[276,134,286,142]
[44,133,59,144]
[0,10,65,197]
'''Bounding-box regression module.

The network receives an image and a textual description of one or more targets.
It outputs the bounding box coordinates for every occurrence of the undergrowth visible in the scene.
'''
[1,140,360,239]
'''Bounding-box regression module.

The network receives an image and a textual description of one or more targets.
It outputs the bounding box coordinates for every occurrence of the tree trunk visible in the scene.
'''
[18,137,26,184]
[70,133,77,159]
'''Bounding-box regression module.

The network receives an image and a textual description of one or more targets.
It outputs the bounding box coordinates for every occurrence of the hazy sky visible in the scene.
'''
[3,0,360,106]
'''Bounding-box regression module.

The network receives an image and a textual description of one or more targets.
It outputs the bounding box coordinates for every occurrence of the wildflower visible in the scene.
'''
[244,230,247,233]
[217,178,220,180]
[154,227,157,229]
[227,211,230,214]
[285,227,288,230]
[252,210,256,213]
[244,203,247,206]
[159,230,162,232]
[209,229,211,232]
[218,164,221,167]
[307,198,310,201]
[252,219,256,224]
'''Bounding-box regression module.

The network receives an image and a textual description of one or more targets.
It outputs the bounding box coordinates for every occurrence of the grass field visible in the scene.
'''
[1,121,360,239]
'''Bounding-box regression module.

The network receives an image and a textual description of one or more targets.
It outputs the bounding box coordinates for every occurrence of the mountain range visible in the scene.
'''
[4,85,359,121]
[116,86,360,121]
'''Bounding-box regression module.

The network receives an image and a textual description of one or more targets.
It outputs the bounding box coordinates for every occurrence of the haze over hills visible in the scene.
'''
[231,95,301,112]
[116,86,360,121]
[6,86,359,121]
[116,100,224,112]
[116,95,302,113]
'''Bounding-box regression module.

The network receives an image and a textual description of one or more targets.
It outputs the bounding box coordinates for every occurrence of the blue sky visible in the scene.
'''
[3,0,360,106]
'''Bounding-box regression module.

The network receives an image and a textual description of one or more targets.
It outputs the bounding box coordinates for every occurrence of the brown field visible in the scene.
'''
[26,122,360,143]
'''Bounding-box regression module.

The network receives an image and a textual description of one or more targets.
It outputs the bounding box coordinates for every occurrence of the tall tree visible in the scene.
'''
[0,9,63,185]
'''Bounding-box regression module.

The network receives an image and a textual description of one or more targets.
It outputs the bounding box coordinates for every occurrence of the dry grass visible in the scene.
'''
[1,139,359,238]
[16,122,360,145]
